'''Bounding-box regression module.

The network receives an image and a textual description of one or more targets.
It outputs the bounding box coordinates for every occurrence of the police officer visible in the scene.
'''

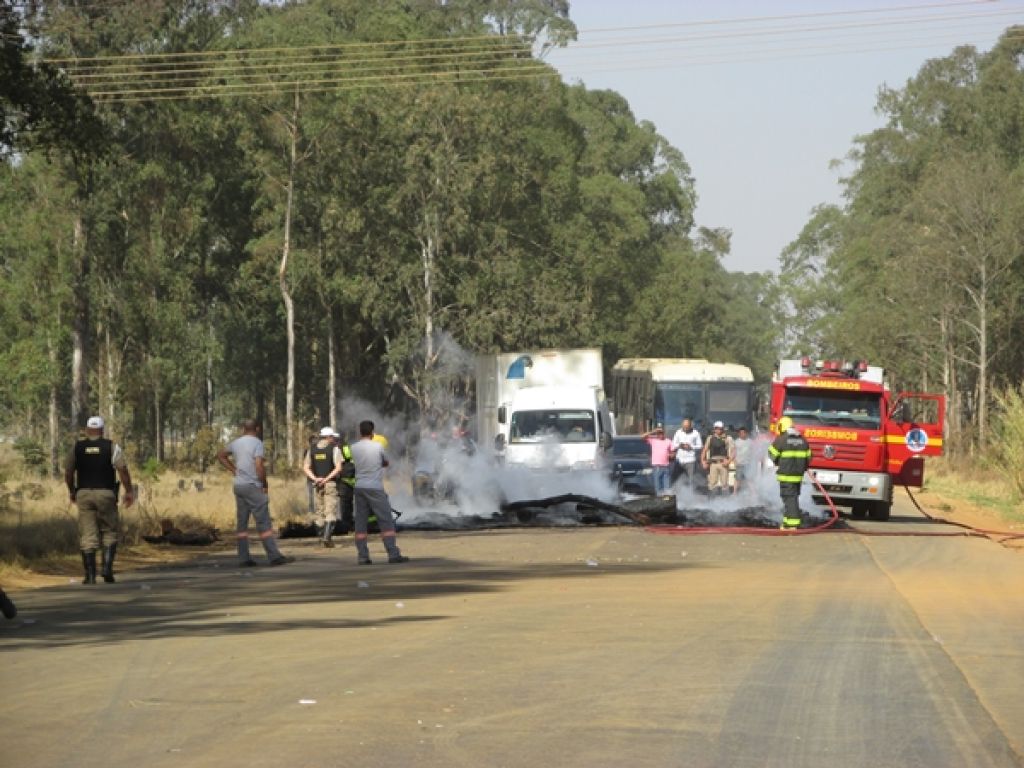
[303,426,342,547]
[701,420,734,496]
[768,416,811,530]
[64,416,134,584]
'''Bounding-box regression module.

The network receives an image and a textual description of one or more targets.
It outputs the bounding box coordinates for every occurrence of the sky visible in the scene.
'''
[545,0,1022,274]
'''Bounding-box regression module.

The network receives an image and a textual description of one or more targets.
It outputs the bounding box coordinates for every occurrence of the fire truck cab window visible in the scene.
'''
[783,389,882,429]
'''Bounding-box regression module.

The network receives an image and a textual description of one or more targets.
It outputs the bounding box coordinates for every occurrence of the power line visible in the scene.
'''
[574,0,1000,34]
[7,1,1017,101]
[65,8,1021,98]
[39,0,1016,64]
[88,28,1024,103]
[65,38,531,78]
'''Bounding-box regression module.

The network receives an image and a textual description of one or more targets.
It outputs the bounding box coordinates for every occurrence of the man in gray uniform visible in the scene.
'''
[351,420,408,565]
[217,419,289,566]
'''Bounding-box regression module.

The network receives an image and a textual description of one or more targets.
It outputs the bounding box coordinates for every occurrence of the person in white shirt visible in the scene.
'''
[671,418,702,488]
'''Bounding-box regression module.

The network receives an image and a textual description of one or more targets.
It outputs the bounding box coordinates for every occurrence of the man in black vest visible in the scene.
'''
[303,426,342,547]
[701,421,735,496]
[64,416,134,584]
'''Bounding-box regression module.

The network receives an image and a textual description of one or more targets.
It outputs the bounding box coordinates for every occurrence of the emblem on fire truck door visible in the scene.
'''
[905,428,928,453]
[823,445,836,459]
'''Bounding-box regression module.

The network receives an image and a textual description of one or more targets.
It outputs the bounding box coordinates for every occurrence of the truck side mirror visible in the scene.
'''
[497,406,507,425]
[890,401,912,423]
[494,433,506,451]
[599,432,613,450]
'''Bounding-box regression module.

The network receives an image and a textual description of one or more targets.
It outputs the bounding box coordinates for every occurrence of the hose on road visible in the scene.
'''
[903,486,1024,543]
[645,474,1016,539]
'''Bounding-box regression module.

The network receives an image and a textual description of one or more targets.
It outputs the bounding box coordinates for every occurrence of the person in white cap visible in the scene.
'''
[302,426,343,547]
[64,416,134,584]
[701,421,735,497]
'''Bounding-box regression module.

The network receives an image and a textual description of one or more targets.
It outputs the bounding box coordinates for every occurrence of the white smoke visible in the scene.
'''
[670,438,828,525]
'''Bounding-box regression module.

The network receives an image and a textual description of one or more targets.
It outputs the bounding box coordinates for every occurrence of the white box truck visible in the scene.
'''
[474,348,614,471]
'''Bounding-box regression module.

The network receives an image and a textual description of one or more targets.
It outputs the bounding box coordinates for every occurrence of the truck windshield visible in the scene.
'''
[783,389,881,429]
[509,410,596,444]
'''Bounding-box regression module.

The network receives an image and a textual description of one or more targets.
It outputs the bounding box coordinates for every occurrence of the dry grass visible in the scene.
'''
[0,459,315,582]
[924,456,1024,523]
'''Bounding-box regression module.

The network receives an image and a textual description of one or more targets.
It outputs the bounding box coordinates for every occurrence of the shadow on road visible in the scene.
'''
[0,549,694,649]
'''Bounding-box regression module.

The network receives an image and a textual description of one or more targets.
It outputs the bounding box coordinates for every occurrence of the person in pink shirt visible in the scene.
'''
[644,424,675,497]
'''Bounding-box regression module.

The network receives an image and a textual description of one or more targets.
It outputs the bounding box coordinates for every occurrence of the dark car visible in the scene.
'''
[610,436,655,496]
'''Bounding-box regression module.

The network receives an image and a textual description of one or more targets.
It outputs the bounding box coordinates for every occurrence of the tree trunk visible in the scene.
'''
[48,336,59,477]
[279,90,300,467]
[328,306,337,428]
[154,377,164,463]
[977,258,988,445]
[70,212,88,430]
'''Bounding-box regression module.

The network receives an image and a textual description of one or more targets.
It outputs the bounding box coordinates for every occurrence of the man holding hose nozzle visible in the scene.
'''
[768,416,811,530]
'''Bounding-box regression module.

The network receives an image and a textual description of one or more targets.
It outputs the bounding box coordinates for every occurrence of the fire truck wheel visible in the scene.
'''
[850,503,868,520]
[868,502,891,522]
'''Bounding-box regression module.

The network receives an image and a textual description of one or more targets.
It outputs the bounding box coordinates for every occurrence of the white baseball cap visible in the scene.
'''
[713,420,724,429]
[319,426,337,437]
[86,416,105,429]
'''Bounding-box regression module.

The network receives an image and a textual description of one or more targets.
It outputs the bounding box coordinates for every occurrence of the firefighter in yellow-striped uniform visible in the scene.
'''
[768,416,812,530]
[337,433,356,535]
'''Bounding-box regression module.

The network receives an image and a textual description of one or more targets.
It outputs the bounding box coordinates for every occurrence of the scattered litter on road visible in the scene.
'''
[21,618,36,625]
[357,581,369,589]
[585,558,598,567]
[299,699,317,705]
[680,551,688,557]
[395,602,405,608]
[345,690,355,695]
[140,584,152,591]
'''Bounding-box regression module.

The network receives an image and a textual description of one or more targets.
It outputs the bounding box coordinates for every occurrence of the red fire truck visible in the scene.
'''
[770,358,945,521]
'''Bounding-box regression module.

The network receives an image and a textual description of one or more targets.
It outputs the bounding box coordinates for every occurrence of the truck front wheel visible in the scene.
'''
[850,503,868,520]
[869,501,891,522]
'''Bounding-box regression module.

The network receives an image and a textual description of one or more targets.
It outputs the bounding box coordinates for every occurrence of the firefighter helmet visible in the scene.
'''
[777,416,794,434]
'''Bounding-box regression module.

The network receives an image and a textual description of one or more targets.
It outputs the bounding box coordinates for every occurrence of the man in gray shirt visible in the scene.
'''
[351,420,408,565]
[217,419,289,567]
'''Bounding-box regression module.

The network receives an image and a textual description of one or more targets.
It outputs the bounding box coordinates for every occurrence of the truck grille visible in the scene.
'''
[810,442,867,462]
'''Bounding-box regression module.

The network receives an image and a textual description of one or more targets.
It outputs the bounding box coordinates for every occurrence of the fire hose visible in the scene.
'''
[645,474,1024,540]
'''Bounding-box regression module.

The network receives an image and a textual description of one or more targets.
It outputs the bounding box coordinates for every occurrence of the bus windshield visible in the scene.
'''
[509,410,596,444]
[655,384,703,428]
[783,389,881,429]
[655,383,753,431]
[707,386,753,431]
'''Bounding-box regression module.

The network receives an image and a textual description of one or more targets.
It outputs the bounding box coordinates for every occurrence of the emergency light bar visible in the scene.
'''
[794,357,871,378]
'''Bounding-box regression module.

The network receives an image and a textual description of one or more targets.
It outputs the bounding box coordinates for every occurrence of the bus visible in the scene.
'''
[610,358,756,435]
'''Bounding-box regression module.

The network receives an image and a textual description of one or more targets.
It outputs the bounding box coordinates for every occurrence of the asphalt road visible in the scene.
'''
[2,495,1023,768]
